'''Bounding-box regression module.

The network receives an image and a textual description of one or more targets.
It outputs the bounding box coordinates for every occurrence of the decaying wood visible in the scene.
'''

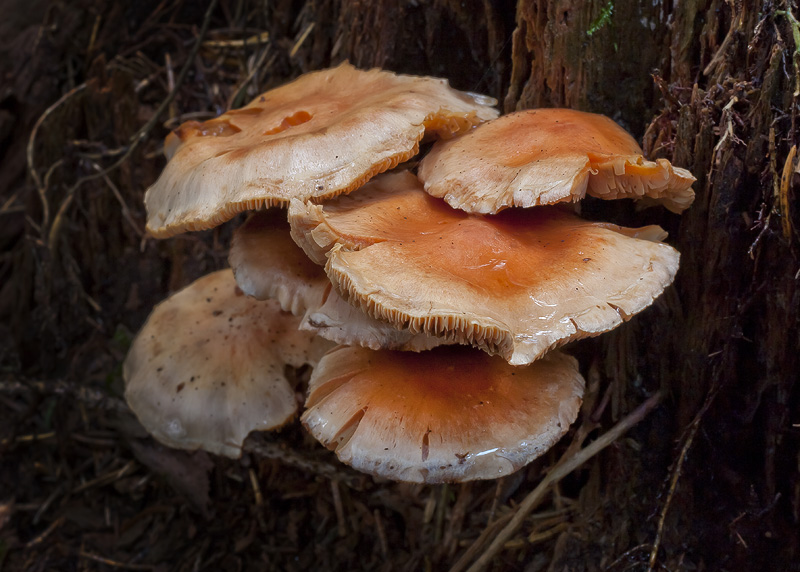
[1,1,798,570]
[504,1,799,568]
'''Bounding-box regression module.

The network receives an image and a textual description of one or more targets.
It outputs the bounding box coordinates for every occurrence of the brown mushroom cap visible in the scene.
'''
[289,171,680,365]
[123,269,332,458]
[302,345,585,483]
[145,63,499,238]
[417,108,695,214]
[229,210,447,351]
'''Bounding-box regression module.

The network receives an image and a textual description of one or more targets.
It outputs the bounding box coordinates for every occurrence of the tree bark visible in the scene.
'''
[500,1,800,569]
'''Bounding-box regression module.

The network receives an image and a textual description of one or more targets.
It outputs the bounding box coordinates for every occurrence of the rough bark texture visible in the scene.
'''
[504,0,670,135]
[292,0,517,97]
[1,1,798,570]
[503,1,800,569]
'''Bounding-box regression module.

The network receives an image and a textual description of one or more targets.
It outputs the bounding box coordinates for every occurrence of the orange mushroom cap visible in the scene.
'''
[145,63,498,238]
[289,171,680,365]
[123,269,332,458]
[229,210,447,352]
[417,108,695,214]
[302,345,585,483]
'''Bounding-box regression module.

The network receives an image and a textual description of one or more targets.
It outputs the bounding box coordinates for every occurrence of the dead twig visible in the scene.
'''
[647,385,719,572]
[374,508,389,560]
[703,6,743,78]
[27,83,88,231]
[203,31,270,50]
[228,44,273,110]
[453,391,664,572]
[78,550,155,570]
[0,378,129,413]
[330,479,347,537]
[72,460,138,494]
[46,0,219,247]
[290,22,315,58]
[243,439,363,489]
[90,0,219,180]
[448,511,513,571]
[0,377,365,488]
[778,145,796,241]
[91,161,143,237]
[25,515,66,548]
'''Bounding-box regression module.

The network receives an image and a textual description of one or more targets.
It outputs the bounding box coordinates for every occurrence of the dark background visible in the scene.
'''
[1,1,798,570]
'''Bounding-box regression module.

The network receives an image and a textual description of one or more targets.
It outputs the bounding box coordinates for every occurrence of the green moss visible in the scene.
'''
[587,1,614,37]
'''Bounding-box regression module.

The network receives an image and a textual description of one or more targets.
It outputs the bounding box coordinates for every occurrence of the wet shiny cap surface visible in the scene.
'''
[289,171,681,365]
[302,345,585,483]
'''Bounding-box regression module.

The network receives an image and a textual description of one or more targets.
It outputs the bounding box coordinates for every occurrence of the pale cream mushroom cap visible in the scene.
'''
[229,210,324,316]
[289,171,680,365]
[145,63,498,238]
[302,345,585,483]
[123,269,332,458]
[417,108,695,214]
[229,210,446,352]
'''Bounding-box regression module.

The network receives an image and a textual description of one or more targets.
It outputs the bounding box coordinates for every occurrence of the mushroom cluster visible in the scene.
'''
[125,63,694,483]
